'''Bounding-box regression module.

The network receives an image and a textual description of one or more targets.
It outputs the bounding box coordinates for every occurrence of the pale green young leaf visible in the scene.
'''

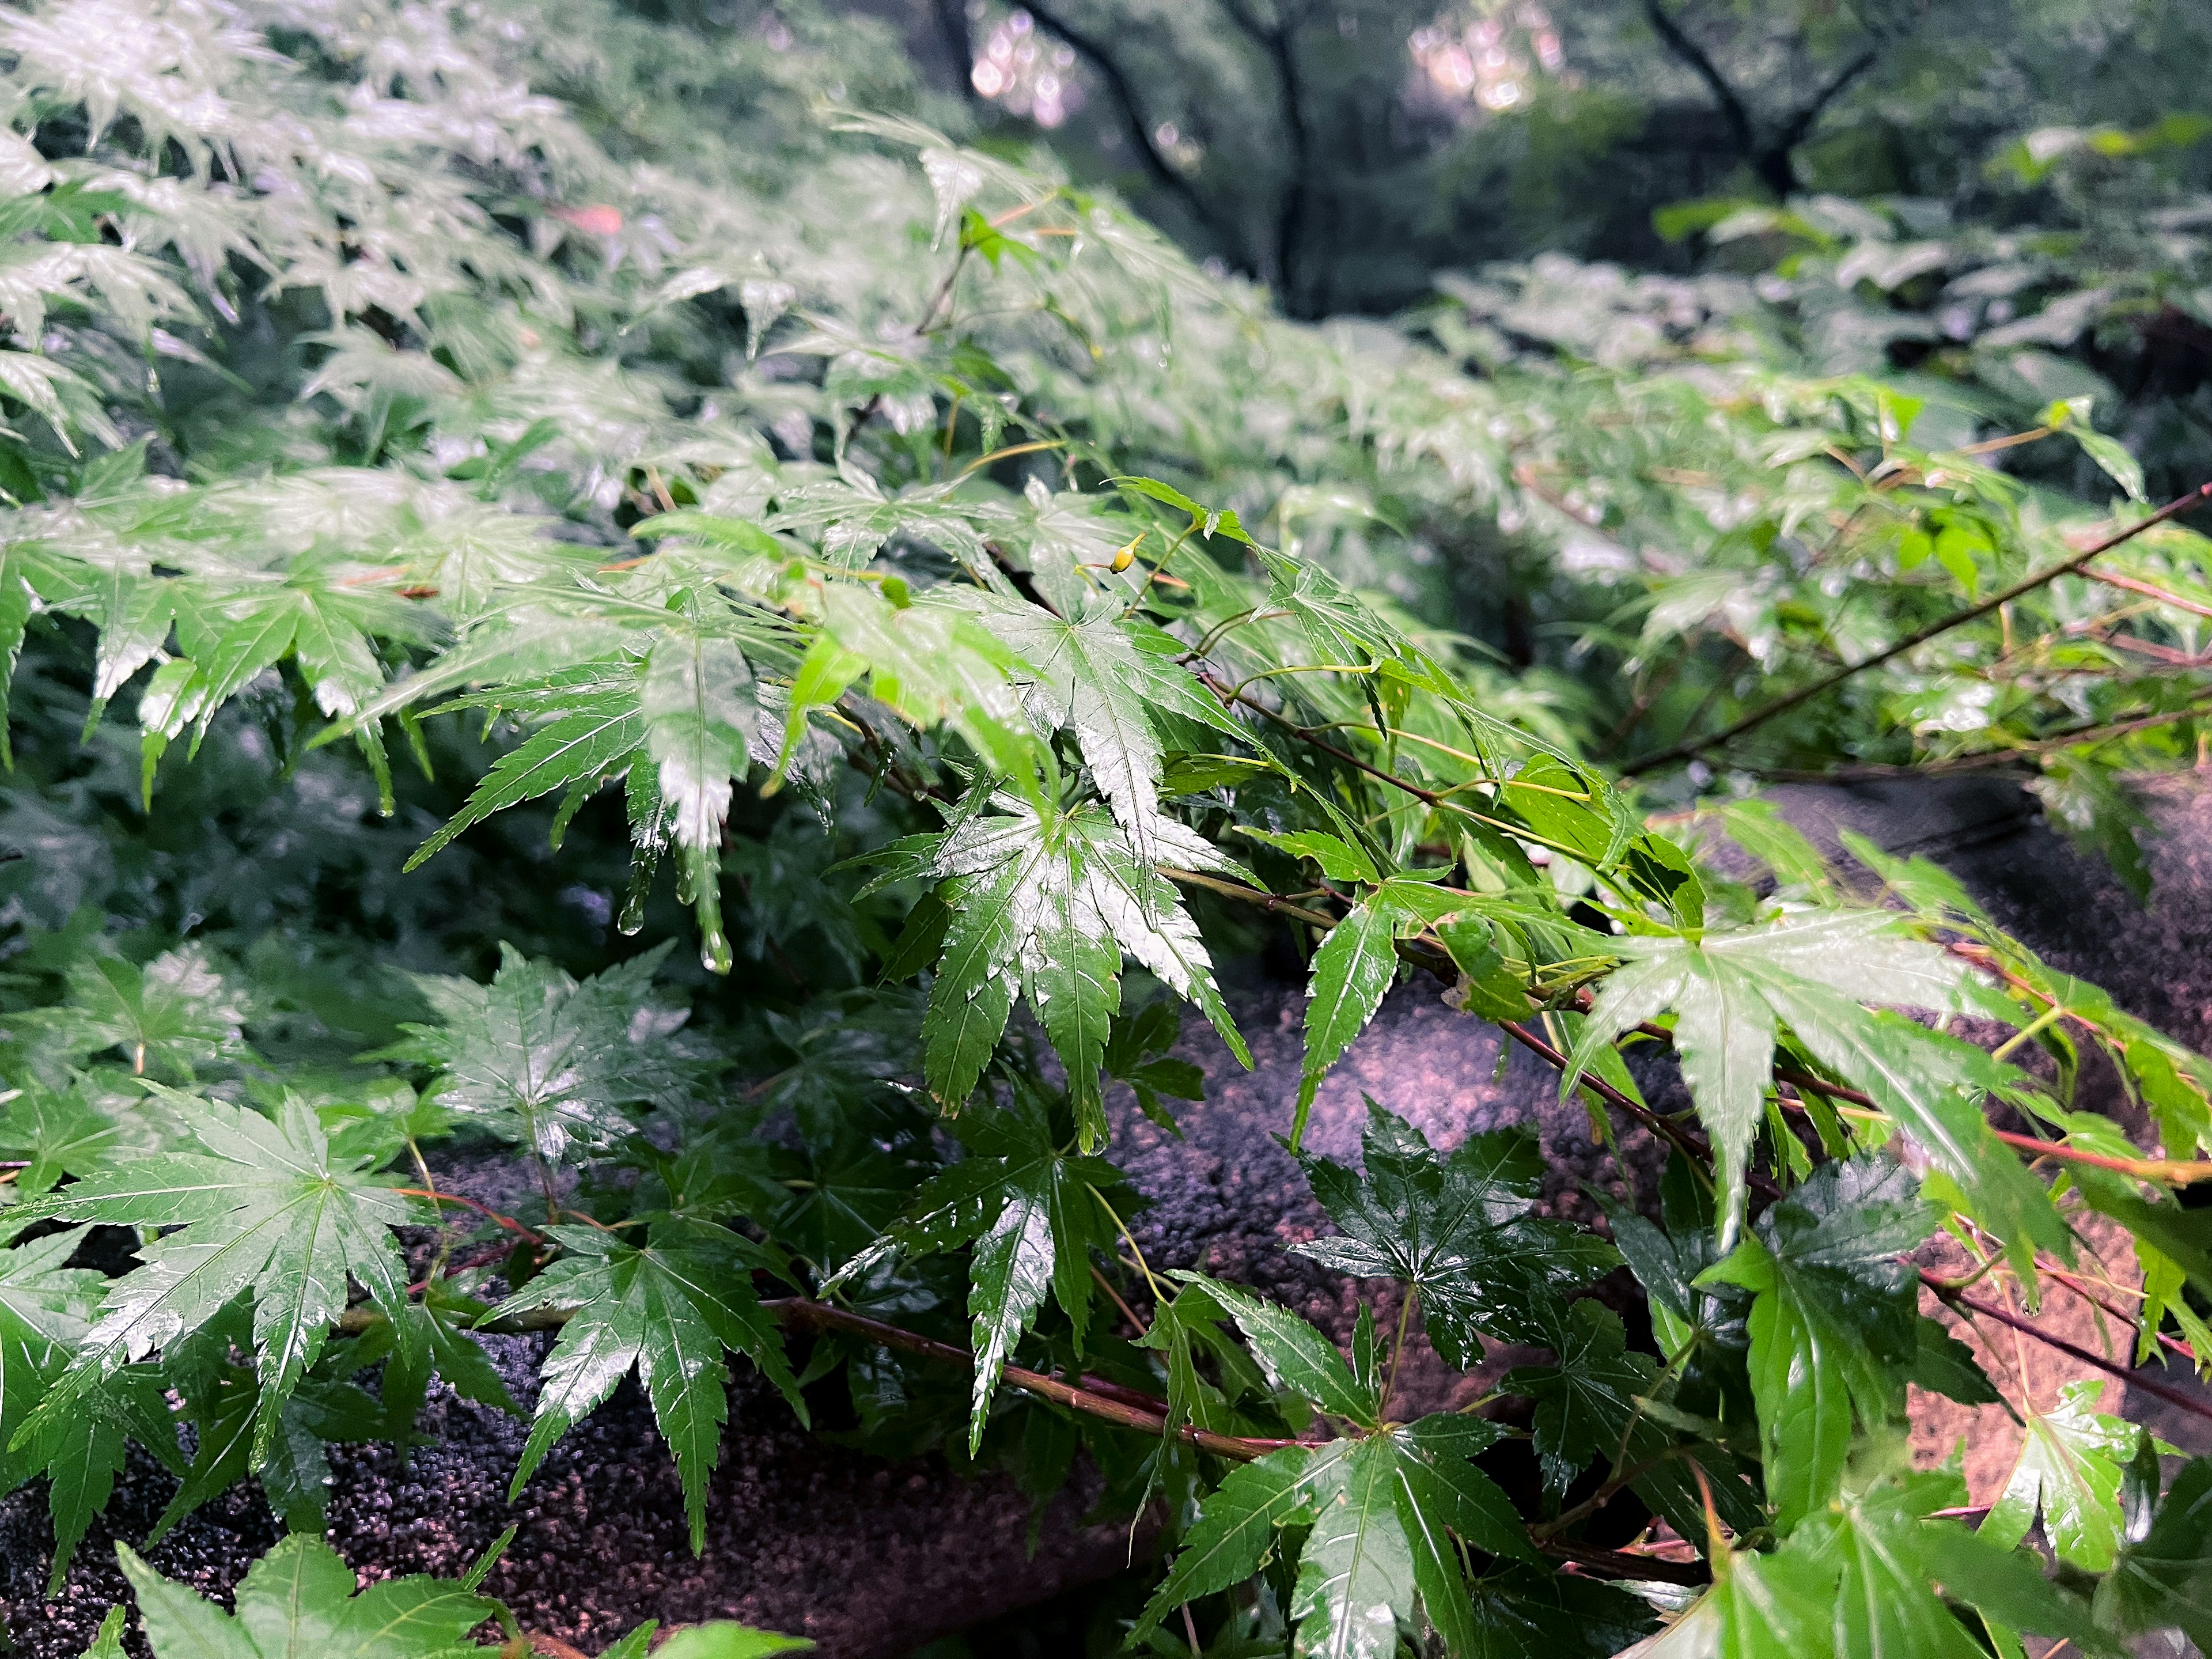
[119,1535,497,1659]
[1239,827,1378,883]
[381,943,689,1164]
[78,1607,124,1659]
[1292,1435,1417,1659]
[1614,1540,1838,1658]
[972,596,1169,863]
[1174,1272,1378,1426]
[1980,1379,2139,1572]
[652,1623,816,1659]
[642,633,755,853]
[23,945,252,1081]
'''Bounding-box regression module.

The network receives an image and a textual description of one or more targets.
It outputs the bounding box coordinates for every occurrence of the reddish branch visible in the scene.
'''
[398,1187,548,1244]
[768,1298,1308,1462]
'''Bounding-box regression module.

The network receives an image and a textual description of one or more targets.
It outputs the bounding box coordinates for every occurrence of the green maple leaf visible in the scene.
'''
[1788,1471,2125,1659]
[10,1091,423,1468]
[139,1345,382,1543]
[2096,1456,2212,1647]
[1501,1300,1657,1495]
[1622,1536,1839,1657]
[1296,901,1400,1143]
[642,631,757,856]
[406,681,645,870]
[117,1535,495,1659]
[1295,1099,1619,1366]
[824,1092,1129,1452]
[1459,1566,1654,1656]
[1703,1158,1930,1527]
[1175,1271,1381,1427]
[1290,878,1467,1148]
[872,796,1248,1146]
[0,1085,124,1194]
[972,596,1175,864]
[488,1218,806,1552]
[22,945,253,1081]
[1131,1412,1528,1654]
[1569,908,2065,1256]
[1293,1434,1417,1659]
[17,1359,181,1593]
[0,1226,103,1481]
[1131,1443,1335,1641]
[382,942,691,1163]
[0,1226,180,1589]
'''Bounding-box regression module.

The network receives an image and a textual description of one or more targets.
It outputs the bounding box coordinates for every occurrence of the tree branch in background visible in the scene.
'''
[1016,0,1225,245]
[1642,0,1758,168]
[1642,0,1896,197]
[932,0,983,107]
[1214,0,1313,312]
[1771,44,1883,162]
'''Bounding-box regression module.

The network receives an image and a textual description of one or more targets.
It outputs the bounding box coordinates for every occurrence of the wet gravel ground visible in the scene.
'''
[5,775,2209,1658]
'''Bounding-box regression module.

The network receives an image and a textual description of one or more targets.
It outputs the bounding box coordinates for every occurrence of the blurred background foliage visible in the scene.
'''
[7,0,2212,1026]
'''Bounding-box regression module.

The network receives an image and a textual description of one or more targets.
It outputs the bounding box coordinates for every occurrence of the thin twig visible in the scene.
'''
[2085,567,2212,622]
[1538,1535,1708,1587]
[1622,481,2212,776]
[1936,1285,2212,1425]
[1773,1069,2212,1185]
[1160,866,1339,928]
[1497,1020,1786,1202]
[396,1188,547,1244]
[771,1299,1305,1460]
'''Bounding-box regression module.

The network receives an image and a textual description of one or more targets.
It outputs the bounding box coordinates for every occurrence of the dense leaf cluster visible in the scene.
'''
[0,0,2210,1654]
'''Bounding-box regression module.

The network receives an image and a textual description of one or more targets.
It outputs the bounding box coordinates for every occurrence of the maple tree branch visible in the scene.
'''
[397,1188,547,1244]
[1641,0,1756,165]
[1622,482,2212,776]
[1771,1068,2212,1185]
[1738,695,2212,783]
[341,1290,1305,1462]
[1496,1020,1787,1202]
[786,1300,1329,1460]
[1933,1284,2212,1426]
[1196,668,1447,805]
[1017,0,1221,241]
[2086,567,2212,621]
[1160,865,1341,928]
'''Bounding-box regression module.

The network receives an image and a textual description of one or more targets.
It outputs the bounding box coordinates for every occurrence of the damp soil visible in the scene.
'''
[6,774,2210,1658]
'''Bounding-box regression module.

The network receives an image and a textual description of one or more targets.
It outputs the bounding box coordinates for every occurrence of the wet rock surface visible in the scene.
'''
[5,774,2210,1657]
